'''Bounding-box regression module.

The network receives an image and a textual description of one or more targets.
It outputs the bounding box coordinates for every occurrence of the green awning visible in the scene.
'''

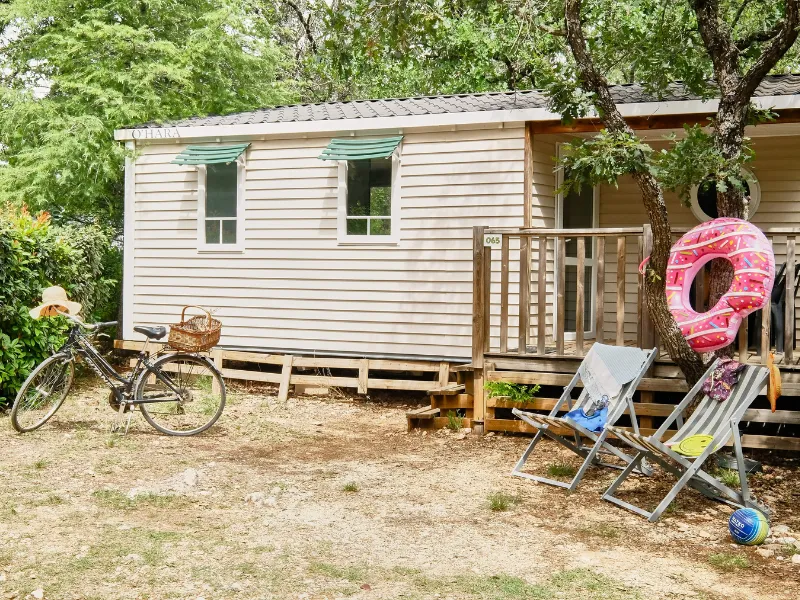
[318,136,403,161]
[171,143,250,166]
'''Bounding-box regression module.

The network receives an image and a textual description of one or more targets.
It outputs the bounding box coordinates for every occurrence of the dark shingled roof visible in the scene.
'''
[128,73,800,130]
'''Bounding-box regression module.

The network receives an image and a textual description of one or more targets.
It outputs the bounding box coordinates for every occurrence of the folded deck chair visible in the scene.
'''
[510,344,658,491]
[602,361,769,522]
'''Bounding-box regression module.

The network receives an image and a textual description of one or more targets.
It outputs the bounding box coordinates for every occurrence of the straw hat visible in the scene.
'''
[29,286,82,319]
[767,351,782,413]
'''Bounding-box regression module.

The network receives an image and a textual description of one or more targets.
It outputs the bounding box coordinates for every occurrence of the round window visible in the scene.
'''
[689,169,760,221]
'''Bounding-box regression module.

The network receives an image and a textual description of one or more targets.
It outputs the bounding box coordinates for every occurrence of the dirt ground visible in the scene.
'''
[1,378,799,600]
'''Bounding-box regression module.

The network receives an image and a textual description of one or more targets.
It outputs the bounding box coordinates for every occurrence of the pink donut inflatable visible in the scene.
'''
[666,218,775,352]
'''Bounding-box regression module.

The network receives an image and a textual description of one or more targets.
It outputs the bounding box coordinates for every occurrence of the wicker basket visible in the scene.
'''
[168,306,221,352]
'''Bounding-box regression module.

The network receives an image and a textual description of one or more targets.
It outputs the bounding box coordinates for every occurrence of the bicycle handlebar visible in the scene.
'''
[57,310,117,332]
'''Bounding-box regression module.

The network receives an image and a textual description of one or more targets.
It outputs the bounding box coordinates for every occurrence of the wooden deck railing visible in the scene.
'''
[473,225,800,368]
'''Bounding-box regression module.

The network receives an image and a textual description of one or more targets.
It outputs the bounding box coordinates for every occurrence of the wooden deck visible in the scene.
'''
[469,225,800,451]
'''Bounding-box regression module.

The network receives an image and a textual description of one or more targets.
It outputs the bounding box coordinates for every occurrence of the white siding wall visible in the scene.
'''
[128,125,526,360]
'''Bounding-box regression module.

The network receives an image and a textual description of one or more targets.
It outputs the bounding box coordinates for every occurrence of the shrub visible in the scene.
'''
[484,381,541,402]
[0,205,117,405]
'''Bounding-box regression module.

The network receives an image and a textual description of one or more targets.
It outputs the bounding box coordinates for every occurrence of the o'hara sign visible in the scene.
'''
[131,127,180,140]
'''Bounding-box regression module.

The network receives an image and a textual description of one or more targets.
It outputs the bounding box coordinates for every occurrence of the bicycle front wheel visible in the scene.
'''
[11,354,75,432]
[137,353,225,436]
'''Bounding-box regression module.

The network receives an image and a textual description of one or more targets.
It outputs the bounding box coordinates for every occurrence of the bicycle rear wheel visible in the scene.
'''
[11,354,75,432]
[137,353,225,436]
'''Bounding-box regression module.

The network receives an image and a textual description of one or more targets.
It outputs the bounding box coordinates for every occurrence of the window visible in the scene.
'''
[197,159,245,251]
[336,148,400,244]
[345,158,393,236]
[689,169,761,221]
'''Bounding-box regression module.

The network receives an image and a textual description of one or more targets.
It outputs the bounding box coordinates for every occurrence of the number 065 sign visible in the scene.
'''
[483,234,501,249]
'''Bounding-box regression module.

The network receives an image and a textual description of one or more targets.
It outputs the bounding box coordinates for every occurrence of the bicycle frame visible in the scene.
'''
[60,326,186,407]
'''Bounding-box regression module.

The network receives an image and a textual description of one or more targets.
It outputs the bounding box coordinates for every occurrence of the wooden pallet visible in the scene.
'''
[115,340,462,400]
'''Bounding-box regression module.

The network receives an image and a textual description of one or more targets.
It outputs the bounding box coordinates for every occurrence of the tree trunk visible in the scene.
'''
[564,0,708,383]
[707,100,749,357]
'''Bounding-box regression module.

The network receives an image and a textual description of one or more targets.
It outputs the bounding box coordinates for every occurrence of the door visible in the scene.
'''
[556,150,598,340]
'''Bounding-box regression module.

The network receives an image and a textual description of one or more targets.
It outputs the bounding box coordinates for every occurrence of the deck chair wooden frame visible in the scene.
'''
[602,361,769,522]
[510,346,658,491]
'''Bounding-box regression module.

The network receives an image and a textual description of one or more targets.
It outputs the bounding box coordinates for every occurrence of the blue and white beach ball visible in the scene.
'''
[728,508,770,545]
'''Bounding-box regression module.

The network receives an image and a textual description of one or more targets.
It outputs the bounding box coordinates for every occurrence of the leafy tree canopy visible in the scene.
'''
[0,0,294,227]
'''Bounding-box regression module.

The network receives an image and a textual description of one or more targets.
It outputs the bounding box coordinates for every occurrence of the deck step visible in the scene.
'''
[406,406,440,431]
[406,406,440,418]
[427,383,465,396]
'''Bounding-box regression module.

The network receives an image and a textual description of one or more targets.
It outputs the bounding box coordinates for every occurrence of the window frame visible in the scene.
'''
[336,146,401,245]
[196,155,246,253]
[689,168,761,222]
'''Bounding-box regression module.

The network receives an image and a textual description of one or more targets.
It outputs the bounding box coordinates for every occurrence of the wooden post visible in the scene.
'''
[472,226,487,423]
[616,236,626,345]
[438,361,450,387]
[484,243,492,353]
[785,236,796,364]
[738,319,748,363]
[556,236,566,355]
[277,354,294,402]
[518,236,531,354]
[358,358,369,394]
[212,349,224,395]
[499,234,510,353]
[595,236,605,344]
[537,235,547,354]
[575,236,585,356]
[473,226,487,369]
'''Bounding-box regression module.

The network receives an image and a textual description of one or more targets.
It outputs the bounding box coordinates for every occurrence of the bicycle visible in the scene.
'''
[10,312,226,436]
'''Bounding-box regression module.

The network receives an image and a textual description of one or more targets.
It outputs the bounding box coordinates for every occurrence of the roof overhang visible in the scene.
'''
[114,94,800,142]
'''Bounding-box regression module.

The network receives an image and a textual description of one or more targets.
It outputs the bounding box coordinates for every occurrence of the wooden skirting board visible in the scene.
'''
[114,340,460,400]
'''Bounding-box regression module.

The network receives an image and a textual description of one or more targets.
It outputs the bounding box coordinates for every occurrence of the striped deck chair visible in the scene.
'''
[510,345,658,491]
[603,361,769,522]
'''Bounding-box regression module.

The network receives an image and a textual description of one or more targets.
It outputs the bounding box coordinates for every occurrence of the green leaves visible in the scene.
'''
[0,0,294,227]
[651,124,756,205]
[0,206,116,405]
[558,129,653,194]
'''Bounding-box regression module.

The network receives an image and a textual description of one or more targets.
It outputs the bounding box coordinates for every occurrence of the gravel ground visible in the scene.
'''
[1,377,798,600]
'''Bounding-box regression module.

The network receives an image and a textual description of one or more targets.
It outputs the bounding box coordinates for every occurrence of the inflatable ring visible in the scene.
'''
[666,218,775,352]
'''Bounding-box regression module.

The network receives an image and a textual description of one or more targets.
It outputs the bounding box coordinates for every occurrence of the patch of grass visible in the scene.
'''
[308,561,367,583]
[105,434,121,448]
[578,523,620,540]
[394,566,639,599]
[39,494,65,506]
[342,482,359,493]
[546,462,577,479]
[718,469,740,487]
[33,459,48,469]
[92,488,186,510]
[708,553,750,571]
[487,491,522,512]
[446,410,463,431]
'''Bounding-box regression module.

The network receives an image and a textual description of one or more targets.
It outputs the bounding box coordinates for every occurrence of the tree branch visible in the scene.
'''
[731,0,754,31]
[692,0,741,94]
[739,0,800,98]
[735,22,782,51]
[283,0,318,54]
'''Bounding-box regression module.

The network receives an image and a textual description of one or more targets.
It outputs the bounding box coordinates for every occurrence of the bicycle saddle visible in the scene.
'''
[134,325,167,340]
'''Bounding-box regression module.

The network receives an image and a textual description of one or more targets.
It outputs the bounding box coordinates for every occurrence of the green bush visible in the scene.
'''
[0,205,117,405]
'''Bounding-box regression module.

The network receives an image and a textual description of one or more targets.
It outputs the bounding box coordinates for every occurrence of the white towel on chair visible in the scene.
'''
[579,344,648,403]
